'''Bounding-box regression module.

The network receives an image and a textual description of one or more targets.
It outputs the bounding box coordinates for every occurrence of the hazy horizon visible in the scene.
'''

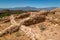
[0,0,60,8]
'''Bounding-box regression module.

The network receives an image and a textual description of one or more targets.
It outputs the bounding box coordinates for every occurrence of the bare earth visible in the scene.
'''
[0,8,60,40]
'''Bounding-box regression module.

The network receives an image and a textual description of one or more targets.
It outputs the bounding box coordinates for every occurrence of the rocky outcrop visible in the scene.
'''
[0,8,60,40]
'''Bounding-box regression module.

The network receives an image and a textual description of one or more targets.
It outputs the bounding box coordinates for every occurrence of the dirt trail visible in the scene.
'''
[0,8,60,40]
[0,14,44,40]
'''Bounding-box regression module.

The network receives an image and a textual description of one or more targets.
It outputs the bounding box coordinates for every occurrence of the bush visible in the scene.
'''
[39,24,46,31]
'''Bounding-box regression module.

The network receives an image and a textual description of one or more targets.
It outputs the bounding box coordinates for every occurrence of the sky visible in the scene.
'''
[0,0,60,8]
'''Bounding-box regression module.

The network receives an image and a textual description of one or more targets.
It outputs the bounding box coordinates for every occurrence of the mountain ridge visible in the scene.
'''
[0,7,58,10]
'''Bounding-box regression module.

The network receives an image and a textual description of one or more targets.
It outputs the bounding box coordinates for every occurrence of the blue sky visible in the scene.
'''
[0,0,60,8]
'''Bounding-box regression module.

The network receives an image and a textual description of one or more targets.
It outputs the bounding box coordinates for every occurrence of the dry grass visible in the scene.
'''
[0,8,60,40]
[39,24,46,31]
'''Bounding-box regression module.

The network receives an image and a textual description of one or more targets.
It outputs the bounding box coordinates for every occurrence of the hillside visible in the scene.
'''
[0,7,57,10]
[0,8,60,40]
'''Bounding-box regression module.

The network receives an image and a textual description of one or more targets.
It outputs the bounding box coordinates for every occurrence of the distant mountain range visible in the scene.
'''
[0,6,58,11]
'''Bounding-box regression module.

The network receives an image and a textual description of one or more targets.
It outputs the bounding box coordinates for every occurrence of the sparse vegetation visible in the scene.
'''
[39,24,46,31]
[0,10,27,18]
[15,31,22,37]
[0,8,60,40]
[0,9,38,18]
